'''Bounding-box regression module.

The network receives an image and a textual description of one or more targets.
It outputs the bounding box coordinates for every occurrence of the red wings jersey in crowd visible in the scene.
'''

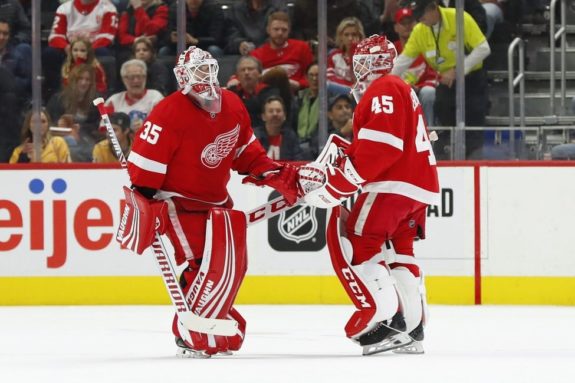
[49,0,118,49]
[250,39,314,89]
[127,90,275,209]
[348,75,440,205]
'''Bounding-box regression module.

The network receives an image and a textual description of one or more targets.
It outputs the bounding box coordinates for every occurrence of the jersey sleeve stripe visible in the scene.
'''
[128,151,167,174]
[363,181,440,205]
[95,33,116,41]
[358,128,404,151]
[234,133,256,159]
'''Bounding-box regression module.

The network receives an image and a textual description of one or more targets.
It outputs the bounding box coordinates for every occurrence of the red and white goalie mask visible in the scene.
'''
[351,35,397,102]
[174,46,222,113]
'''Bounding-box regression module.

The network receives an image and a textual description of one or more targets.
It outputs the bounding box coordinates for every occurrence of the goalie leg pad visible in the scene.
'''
[326,207,399,340]
[173,208,248,354]
[383,239,428,335]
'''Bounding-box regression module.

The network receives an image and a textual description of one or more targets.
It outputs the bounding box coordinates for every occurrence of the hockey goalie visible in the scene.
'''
[300,34,440,355]
[116,46,301,358]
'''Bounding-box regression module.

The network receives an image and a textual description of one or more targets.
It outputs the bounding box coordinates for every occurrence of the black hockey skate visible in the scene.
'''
[358,312,413,356]
[393,321,425,354]
[175,338,211,359]
[175,338,234,358]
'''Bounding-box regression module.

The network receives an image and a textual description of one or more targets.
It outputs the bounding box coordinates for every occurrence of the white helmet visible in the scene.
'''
[173,46,222,113]
[351,34,397,102]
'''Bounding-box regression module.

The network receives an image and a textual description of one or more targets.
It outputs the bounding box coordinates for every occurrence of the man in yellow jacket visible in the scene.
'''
[392,0,491,159]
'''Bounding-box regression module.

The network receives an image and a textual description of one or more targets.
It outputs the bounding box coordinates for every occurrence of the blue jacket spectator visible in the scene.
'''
[0,0,31,44]
[255,95,304,161]
[0,18,30,96]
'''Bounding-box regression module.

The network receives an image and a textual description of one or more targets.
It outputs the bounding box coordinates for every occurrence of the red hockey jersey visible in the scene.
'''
[127,89,276,209]
[250,39,314,89]
[347,75,439,205]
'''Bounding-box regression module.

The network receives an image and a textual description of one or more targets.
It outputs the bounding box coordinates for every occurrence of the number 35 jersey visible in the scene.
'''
[126,89,275,208]
[348,75,440,205]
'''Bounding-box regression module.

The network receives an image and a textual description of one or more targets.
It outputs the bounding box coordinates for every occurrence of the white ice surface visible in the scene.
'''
[1,305,574,383]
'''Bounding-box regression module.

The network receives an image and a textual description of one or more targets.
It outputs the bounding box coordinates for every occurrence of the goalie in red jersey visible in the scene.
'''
[117,46,300,358]
[303,34,440,355]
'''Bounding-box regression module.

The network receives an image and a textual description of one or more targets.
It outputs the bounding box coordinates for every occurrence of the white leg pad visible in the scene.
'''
[352,260,399,328]
[391,265,427,334]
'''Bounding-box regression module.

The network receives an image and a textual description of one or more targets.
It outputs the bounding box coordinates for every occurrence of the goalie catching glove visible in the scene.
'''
[242,162,301,205]
[117,186,169,255]
[299,157,365,209]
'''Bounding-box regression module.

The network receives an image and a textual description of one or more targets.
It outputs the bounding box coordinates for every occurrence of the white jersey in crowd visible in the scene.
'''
[105,89,164,132]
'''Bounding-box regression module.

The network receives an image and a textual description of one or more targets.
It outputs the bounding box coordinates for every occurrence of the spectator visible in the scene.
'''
[105,59,164,132]
[227,56,280,129]
[327,17,365,96]
[9,108,71,163]
[392,0,490,159]
[0,18,30,98]
[57,114,94,162]
[61,37,107,95]
[133,36,172,95]
[291,0,377,44]
[160,0,225,58]
[0,0,31,45]
[225,0,287,56]
[327,93,354,141]
[480,0,504,39]
[116,0,168,64]
[0,66,20,162]
[250,11,314,93]
[44,0,118,96]
[46,64,102,142]
[393,7,438,126]
[254,95,304,160]
[93,112,133,162]
[296,62,321,159]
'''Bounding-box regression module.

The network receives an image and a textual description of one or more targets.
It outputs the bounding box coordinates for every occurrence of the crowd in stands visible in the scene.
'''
[0,0,569,164]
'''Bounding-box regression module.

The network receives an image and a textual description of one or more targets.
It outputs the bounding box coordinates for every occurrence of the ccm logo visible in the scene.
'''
[247,197,288,224]
[341,267,371,308]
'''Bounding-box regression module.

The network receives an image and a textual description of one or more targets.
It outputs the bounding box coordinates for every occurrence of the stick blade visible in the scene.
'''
[178,312,239,336]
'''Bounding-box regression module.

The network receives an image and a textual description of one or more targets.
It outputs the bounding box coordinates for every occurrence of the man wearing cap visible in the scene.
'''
[327,93,354,141]
[92,112,133,163]
[391,0,490,159]
[393,7,438,126]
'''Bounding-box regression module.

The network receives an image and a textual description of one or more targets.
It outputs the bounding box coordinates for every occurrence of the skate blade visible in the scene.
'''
[362,333,413,356]
[393,340,425,354]
[176,347,211,359]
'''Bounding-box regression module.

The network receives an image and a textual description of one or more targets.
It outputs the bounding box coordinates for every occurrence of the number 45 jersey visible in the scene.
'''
[126,89,274,209]
[348,75,440,205]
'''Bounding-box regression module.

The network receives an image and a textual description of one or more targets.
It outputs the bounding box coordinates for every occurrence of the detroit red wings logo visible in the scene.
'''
[201,124,240,168]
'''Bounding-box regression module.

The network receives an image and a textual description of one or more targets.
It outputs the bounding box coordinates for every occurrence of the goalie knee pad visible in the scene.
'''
[172,208,248,354]
[326,207,399,340]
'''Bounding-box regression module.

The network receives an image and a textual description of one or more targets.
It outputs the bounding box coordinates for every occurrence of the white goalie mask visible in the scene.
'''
[173,46,222,113]
[351,35,397,103]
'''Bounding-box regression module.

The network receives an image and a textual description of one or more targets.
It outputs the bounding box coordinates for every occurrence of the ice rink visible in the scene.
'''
[1,305,574,383]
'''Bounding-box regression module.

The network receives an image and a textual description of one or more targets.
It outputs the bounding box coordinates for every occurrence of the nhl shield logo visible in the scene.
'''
[278,205,318,244]
[268,191,326,252]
